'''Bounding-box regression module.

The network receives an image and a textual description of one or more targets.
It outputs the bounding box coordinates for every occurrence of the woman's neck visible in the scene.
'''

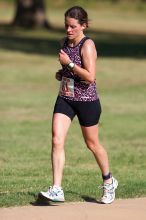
[68,34,85,47]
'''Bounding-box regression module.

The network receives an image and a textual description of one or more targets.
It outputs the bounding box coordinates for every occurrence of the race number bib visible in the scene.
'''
[59,77,74,97]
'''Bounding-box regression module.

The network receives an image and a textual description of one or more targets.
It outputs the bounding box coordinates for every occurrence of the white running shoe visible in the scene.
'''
[40,185,65,202]
[99,176,118,204]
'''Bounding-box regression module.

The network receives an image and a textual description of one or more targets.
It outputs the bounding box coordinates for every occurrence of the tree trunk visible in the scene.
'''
[12,0,50,28]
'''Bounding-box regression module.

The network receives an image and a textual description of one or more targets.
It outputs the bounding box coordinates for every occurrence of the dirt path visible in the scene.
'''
[0,198,146,220]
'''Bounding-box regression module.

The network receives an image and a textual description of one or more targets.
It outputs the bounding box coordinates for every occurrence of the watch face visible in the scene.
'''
[69,62,74,69]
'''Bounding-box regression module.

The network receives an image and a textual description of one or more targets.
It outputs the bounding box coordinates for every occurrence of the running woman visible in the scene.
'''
[40,6,118,204]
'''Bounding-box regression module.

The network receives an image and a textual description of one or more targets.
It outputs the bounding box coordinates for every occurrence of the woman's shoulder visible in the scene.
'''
[82,37,96,51]
[81,37,97,58]
[83,37,95,46]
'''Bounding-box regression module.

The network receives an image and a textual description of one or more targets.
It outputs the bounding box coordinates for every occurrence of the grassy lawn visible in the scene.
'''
[0,4,146,207]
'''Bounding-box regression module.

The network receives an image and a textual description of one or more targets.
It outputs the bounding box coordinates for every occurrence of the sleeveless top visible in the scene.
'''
[59,36,98,102]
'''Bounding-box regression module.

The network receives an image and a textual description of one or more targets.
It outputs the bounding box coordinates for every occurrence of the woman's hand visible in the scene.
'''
[59,49,71,65]
[55,69,63,81]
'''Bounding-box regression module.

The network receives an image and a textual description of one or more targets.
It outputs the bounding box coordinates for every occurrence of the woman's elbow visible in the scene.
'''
[87,75,95,83]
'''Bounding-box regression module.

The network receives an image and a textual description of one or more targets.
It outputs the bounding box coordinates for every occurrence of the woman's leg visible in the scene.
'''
[52,113,72,187]
[81,124,111,183]
[81,124,118,204]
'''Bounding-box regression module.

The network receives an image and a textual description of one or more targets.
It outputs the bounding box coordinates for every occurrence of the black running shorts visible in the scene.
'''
[53,96,102,127]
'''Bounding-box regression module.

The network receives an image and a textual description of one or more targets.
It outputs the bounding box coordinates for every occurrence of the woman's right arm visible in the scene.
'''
[55,69,63,81]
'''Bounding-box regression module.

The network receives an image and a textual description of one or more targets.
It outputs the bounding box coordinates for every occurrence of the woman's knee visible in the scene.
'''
[85,139,101,153]
[52,134,64,149]
[86,140,96,151]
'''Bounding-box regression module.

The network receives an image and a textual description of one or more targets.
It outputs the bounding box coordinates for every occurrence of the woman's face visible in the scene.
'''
[65,16,86,40]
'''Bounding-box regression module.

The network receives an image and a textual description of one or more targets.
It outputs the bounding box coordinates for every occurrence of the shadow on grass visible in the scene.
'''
[30,192,59,206]
[81,195,98,203]
[66,190,102,204]
[0,23,146,58]
[30,194,100,206]
[82,195,106,204]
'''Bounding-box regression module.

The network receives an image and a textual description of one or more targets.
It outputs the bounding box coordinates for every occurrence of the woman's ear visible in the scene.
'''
[82,23,87,30]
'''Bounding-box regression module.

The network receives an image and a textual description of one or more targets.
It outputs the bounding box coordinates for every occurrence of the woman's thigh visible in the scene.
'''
[52,113,72,145]
[81,124,100,146]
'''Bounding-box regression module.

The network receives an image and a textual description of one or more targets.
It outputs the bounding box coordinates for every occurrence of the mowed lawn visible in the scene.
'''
[0,5,146,207]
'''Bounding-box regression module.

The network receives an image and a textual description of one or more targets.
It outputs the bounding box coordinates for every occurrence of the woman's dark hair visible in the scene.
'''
[65,6,88,27]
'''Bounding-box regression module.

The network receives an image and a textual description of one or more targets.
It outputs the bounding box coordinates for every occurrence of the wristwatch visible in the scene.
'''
[67,62,75,70]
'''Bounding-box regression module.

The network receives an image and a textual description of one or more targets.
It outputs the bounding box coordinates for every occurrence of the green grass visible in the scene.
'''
[0,6,146,207]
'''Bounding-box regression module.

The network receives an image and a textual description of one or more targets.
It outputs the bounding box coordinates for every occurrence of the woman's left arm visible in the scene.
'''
[77,39,97,83]
[59,39,97,83]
